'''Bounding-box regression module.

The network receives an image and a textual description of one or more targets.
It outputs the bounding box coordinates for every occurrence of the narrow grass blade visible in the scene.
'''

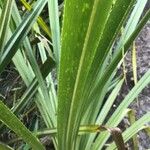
[23,37,56,126]
[128,109,138,150]
[12,57,55,114]
[90,10,150,123]
[0,0,13,54]
[81,0,135,126]
[48,0,61,63]
[121,28,127,84]
[97,79,124,124]
[11,0,57,130]
[20,0,51,38]
[115,0,148,54]
[92,69,150,149]
[0,101,45,150]
[85,79,124,149]
[0,0,47,74]
[1,1,58,147]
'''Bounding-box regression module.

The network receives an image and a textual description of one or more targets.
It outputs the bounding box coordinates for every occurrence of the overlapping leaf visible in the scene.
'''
[0,0,47,73]
[58,0,150,150]
[0,101,45,150]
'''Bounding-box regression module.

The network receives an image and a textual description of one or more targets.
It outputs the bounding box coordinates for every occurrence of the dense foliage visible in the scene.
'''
[0,0,150,149]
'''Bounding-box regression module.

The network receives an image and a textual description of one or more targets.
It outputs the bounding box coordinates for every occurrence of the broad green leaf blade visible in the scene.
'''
[80,0,135,129]
[107,112,150,150]
[77,0,135,148]
[58,0,139,149]
[58,0,119,149]
[48,0,61,63]
[87,0,148,120]
[0,0,47,74]
[58,0,95,149]
[0,0,13,54]
[0,101,45,150]
[87,0,135,108]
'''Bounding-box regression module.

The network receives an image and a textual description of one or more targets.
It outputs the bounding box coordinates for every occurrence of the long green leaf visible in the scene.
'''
[48,0,61,63]
[89,9,150,140]
[11,0,57,131]
[88,0,148,119]
[84,0,135,124]
[78,2,135,139]
[58,0,140,149]
[0,0,13,55]
[84,78,124,149]
[92,69,150,149]
[115,0,148,51]
[0,101,45,150]
[0,1,58,147]
[11,57,55,114]
[23,36,56,126]
[127,109,138,150]
[58,0,95,149]
[0,0,47,73]
[20,0,51,38]
[58,0,119,149]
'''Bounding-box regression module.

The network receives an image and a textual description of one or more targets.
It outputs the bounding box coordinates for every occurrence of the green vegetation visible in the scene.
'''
[0,0,149,149]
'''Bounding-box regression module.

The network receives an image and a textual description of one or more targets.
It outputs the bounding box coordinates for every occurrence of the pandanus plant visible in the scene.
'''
[0,0,150,149]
